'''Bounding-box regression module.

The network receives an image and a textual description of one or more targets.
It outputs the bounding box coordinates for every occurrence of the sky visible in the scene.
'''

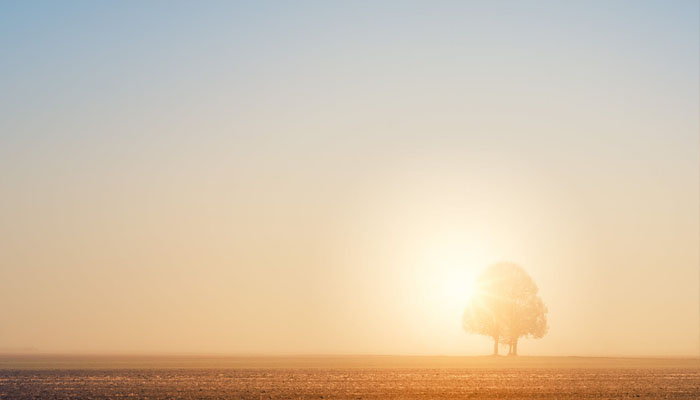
[0,0,698,356]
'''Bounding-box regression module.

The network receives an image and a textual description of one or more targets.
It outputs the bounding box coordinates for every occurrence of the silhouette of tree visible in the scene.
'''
[462,262,548,356]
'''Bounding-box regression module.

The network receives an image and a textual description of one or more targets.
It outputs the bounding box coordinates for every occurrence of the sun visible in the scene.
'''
[443,265,478,307]
[414,235,488,325]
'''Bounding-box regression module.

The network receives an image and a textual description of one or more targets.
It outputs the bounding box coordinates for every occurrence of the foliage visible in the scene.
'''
[462,262,548,355]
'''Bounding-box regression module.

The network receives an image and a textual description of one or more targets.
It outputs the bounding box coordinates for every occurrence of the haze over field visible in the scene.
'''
[0,1,698,358]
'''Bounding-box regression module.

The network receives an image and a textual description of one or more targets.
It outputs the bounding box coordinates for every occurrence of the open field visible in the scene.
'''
[0,356,698,399]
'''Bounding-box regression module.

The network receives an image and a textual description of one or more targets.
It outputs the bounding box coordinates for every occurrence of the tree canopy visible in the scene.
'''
[462,262,548,355]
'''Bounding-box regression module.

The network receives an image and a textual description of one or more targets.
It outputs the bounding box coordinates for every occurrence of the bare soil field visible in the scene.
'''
[0,356,698,399]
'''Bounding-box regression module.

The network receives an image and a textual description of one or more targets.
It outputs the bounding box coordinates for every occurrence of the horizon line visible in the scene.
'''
[1,352,698,360]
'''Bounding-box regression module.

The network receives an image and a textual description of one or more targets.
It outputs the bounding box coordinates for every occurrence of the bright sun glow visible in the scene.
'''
[413,233,490,327]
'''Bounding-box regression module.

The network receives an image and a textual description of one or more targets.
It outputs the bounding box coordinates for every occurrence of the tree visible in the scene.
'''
[462,262,548,356]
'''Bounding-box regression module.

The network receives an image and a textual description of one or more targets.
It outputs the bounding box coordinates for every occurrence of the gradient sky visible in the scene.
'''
[1,1,698,356]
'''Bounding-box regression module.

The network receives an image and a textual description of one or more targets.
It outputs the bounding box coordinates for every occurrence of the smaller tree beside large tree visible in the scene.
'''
[462,262,548,356]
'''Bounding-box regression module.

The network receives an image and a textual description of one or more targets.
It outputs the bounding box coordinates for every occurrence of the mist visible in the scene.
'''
[1,0,698,357]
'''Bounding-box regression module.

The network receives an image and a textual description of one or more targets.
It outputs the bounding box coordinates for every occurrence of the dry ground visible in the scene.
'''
[0,355,698,399]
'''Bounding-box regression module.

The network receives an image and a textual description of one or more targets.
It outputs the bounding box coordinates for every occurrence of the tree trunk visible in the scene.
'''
[493,336,499,356]
[507,341,513,356]
[512,338,518,356]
